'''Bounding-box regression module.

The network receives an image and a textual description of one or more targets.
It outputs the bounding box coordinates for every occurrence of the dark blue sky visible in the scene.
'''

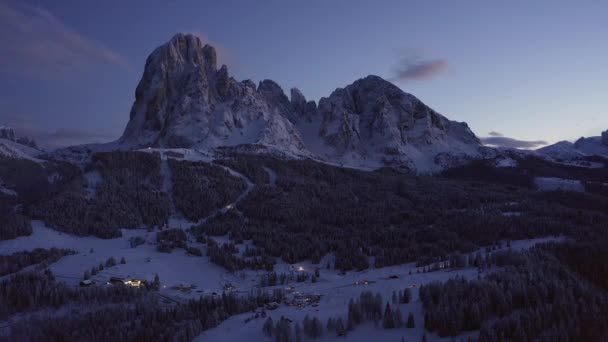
[1,0,606,148]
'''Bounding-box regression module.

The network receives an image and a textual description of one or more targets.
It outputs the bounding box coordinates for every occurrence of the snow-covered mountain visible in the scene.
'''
[113,33,485,172]
[537,130,608,161]
[0,126,42,161]
[313,75,485,172]
[119,33,309,157]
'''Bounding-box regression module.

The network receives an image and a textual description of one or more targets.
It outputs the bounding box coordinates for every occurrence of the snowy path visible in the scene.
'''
[262,166,277,186]
[159,156,173,194]
[168,157,255,229]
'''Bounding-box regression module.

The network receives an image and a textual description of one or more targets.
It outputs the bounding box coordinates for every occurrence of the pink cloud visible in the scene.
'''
[391,58,448,82]
[0,0,129,78]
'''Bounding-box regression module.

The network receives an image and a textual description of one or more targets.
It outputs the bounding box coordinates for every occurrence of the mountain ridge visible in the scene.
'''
[115,33,485,173]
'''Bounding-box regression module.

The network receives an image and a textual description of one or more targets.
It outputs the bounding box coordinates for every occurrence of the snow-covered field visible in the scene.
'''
[0,215,562,342]
[196,237,560,342]
[0,221,228,293]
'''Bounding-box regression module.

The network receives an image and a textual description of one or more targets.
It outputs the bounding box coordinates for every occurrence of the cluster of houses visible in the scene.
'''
[79,276,146,288]
[287,292,322,308]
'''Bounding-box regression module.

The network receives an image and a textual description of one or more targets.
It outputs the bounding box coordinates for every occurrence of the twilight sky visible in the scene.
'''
[1,0,607,149]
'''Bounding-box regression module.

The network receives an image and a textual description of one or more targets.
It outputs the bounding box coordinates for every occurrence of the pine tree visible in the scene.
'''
[335,318,346,336]
[152,274,161,290]
[326,317,335,332]
[83,270,90,280]
[120,257,126,264]
[403,288,412,303]
[263,317,274,337]
[106,257,117,268]
[311,317,322,338]
[407,312,415,328]
[295,322,302,342]
[394,308,404,328]
[383,303,395,329]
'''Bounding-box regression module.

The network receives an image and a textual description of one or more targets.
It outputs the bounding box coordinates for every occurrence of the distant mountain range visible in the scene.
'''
[536,131,608,161]
[115,33,488,173]
[3,34,607,173]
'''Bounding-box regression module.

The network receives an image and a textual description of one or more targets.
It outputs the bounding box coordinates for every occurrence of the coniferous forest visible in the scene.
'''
[1,151,608,341]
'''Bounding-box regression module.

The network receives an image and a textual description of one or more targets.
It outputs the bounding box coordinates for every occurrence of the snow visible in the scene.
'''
[0,215,562,342]
[0,185,17,197]
[534,177,585,192]
[0,138,43,162]
[159,157,173,193]
[83,170,103,199]
[536,136,608,162]
[495,156,517,168]
[262,166,277,186]
[195,237,562,342]
[0,221,228,293]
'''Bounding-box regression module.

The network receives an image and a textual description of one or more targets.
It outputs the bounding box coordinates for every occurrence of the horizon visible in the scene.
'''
[1,0,607,149]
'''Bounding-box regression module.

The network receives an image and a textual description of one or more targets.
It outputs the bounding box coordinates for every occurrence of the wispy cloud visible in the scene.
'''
[0,0,129,78]
[487,131,503,137]
[481,131,547,149]
[2,114,119,149]
[390,57,448,82]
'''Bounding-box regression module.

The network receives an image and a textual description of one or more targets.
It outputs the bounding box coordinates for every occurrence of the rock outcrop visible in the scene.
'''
[0,127,15,141]
[120,33,308,155]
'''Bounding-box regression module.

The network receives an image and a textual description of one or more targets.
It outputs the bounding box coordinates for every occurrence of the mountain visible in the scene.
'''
[537,129,608,161]
[119,33,309,157]
[112,33,484,172]
[313,75,484,172]
[0,126,41,161]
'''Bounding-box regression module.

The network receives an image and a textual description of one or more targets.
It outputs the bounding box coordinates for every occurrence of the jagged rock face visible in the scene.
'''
[118,34,484,173]
[120,33,308,154]
[0,126,37,149]
[0,127,15,141]
[317,75,481,171]
[290,88,317,122]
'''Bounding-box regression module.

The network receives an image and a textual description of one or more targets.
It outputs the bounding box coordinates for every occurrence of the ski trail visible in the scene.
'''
[159,156,173,194]
[262,166,277,186]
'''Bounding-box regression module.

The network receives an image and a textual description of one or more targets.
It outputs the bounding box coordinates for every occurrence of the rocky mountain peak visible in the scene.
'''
[0,126,38,151]
[119,34,309,153]
[602,130,608,146]
[0,126,16,141]
[117,35,483,172]
[316,75,481,171]
[290,88,307,109]
[257,80,298,123]
[153,33,217,71]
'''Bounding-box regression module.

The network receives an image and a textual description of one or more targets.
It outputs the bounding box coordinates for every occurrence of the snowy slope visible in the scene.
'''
[0,138,43,162]
[194,237,562,342]
[0,222,561,342]
[536,130,608,162]
[308,75,484,173]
